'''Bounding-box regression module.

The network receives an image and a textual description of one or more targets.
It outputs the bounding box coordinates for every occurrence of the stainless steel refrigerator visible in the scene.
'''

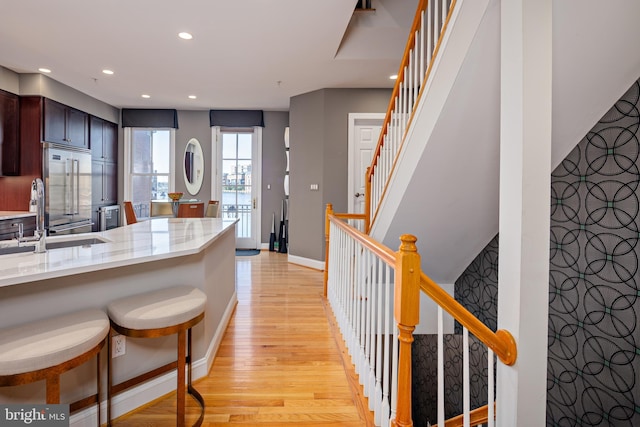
[43,143,93,234]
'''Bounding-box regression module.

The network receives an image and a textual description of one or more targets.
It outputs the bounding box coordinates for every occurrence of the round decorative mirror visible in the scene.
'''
[183,138,204,195]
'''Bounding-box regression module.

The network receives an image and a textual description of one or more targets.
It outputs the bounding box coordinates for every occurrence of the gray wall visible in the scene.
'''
[173,110,289,246]
[0,66,19,94]
[288,88,391,261]
[20,73,119,123]
[261,111,289,244]
[175,110,212,200]
[0,67,119,124]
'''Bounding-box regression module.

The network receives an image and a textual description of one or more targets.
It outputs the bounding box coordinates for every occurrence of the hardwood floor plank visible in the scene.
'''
[111,251,374,426]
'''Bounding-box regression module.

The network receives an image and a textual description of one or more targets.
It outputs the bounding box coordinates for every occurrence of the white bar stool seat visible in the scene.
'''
[0,309,109,420]
[106,286,206,427]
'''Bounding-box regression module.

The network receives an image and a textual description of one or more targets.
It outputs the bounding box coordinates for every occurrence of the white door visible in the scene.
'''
[348,114,384,226]
[216,128,262,249]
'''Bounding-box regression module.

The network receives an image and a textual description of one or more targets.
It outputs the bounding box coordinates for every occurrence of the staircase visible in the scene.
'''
[325,0,640,426]
[370,0,640,284]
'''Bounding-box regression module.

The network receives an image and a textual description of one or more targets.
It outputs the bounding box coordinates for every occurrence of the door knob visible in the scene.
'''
[355,192,363,198]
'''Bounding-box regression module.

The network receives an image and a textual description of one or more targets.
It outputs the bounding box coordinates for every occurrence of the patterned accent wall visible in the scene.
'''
[454,234,499,334]
[547,80,639,426]
[412,335,490,425]
[413,79,640,426]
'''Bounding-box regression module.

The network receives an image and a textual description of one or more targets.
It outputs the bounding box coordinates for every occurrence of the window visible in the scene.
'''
[124,128,175,219]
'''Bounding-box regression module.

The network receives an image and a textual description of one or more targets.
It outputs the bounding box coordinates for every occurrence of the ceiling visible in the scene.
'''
[0,0,417,111]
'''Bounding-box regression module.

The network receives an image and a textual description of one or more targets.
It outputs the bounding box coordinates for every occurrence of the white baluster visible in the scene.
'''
[374,258,384,424]
[427,1,433,67]
[463,327,470,427]
[411,31,422,104]
[442,0,447,28]
[438,306,444,426]
[367,251,377,405]
[390,323,399,425]
[381,263,392,427]
[420,10,426,83]
[434,0,440,43]
[488,348,495,427]
[362,250,371,395]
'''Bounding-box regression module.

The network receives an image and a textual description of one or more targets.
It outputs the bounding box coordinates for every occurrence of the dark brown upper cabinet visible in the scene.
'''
[90,115,117,162]
[0,89,20,176]
[43,98,88,149]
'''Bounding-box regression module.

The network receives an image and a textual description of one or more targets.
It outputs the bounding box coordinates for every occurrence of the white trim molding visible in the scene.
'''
[287,254,325,271]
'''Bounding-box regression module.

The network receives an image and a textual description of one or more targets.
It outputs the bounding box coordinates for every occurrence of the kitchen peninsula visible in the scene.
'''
[0,217,237,424]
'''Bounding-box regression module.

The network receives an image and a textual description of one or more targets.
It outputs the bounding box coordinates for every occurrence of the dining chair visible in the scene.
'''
[205,200,219,218]
[123,201,137,224]
[150,201,173,217]
[177,202,205,218]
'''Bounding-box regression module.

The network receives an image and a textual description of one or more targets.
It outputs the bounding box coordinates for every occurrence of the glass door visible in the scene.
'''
[220,131,259,249]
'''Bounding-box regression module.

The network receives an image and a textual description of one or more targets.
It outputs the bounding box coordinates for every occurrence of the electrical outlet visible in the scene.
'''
[112,334,126,358]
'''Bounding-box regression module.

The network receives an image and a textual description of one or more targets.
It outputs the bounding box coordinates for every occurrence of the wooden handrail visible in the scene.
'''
[326,212,517,426]
[420,272,517,366]
[365,0,458,230]
[432,403,495,427]
[327,212,516,365]
[367,0,429,184]
[334,212,366,221]
[328,213,396,267]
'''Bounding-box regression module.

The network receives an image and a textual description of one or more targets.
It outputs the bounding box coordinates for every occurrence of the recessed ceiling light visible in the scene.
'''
[188,95,197,99]
[389,74,398,80]
[102,69,114,75]
[178,32,193,40]
[38,68,51,73]
[141,94,151,99]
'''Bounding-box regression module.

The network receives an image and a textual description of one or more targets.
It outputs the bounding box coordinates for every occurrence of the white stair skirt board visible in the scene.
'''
[69,292,238,427]
[287,254,325,271]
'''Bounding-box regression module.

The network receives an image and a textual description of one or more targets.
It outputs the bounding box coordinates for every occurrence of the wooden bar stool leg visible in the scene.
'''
[187,327,205,427]
[97,349,102,427]
[46,375,60,404]
[177,329,186,427]
[107,329,113,427]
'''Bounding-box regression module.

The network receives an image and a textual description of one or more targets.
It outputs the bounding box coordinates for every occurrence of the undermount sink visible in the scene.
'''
[0,237,107,255]
[46,237,107,250]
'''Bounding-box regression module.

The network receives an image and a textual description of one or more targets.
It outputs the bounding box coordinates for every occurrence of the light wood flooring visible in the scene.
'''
[112,251,374,426]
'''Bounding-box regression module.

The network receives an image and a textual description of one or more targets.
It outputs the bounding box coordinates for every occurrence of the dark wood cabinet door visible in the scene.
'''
[103,120,117,162]
[90,116,104,159]
[0,89,20,176]
[66,107,88,149]
[43,98,67,145]
[92,160,105,205]
[104,162,117,203]
[43,98,88,148]
[90,116,117,161]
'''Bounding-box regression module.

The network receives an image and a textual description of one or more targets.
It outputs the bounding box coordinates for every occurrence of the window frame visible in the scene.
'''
[123,127,176,219]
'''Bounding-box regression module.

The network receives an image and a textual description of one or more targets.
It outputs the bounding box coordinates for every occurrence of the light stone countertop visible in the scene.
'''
[0,217,237,288]
[0,211,36,220]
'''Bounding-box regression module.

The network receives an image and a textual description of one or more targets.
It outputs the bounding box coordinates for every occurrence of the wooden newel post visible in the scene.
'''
[392,234,420,427]
[324,203,334,297]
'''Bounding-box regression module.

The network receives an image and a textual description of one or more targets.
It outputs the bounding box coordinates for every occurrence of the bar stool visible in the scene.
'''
[0,309,110,423]
[106,286,207,427]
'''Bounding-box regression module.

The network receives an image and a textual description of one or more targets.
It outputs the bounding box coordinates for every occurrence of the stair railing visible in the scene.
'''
[324,204,517,427]
[365,0,457,233]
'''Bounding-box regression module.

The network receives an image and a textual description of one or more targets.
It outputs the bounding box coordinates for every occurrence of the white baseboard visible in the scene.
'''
[287,254,325,271]
[70,292,238,427]
[260,242,270,250]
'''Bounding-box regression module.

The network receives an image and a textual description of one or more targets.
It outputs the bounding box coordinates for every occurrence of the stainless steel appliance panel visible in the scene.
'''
[99,205,120,231]
[43,143,93,234]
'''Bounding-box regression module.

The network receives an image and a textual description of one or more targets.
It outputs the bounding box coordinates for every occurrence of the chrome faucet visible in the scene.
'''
[15,178,46,253]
